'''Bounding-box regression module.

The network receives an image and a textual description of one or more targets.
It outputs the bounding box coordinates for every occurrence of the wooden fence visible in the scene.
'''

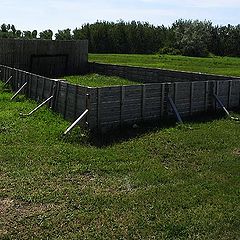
[89,62,239,83]
[0,65,90,128]
[0,39,88,77]
[1,64,240,132]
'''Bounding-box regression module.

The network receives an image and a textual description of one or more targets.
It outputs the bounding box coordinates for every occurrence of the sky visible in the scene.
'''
[0,0,239,33]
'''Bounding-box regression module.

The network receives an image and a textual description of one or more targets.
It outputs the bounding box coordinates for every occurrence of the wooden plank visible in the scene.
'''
[41,78,46,100]
[160,84,165,117]
[174,82,178,103]
[64,83,69,119]
[120,86,125,126]
[215,81,219,110]
[97,88,101,129]
[205,81,209,112]
[228,80,232,108]
[35,75,39,101]
[73,85,78,119]
[141,85,146,120]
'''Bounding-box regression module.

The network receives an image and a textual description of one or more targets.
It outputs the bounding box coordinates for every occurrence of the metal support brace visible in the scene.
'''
[11,82,28,100]
[3,76,13,87]
[213,93,230,116]
[168,96,183,124]
[213,93,240,121]
[63,94,90,135]
[63,109,89,135]
[20,95,54,117]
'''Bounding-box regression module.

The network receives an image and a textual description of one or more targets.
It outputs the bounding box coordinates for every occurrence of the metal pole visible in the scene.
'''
[168,96,183,124]
[63,109,89,135]
[213,93,240,121]
[3,76,13,87]
[213,93,230,116]
[20,95,54,117]
[11,82,28,100]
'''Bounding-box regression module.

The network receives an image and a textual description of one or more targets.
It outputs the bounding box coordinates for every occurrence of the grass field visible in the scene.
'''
[64,74,139,87]
[89,54,240,77]
[64,54,240,87]
[1,77,240,239]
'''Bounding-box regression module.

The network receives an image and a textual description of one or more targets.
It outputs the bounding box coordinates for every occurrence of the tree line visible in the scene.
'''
[1,20,240,57]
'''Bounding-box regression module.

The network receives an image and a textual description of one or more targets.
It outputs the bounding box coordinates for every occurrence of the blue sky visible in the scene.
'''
[0,0,239,32]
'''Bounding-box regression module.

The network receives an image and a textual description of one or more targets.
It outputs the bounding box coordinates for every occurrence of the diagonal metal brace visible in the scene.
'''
[11,82,28,100]
[213,93,240,121]
[3,76,13,87]
[20,95,54,117]
[167,96,183,124]
[213,93,230,116]
[63,109,89,135]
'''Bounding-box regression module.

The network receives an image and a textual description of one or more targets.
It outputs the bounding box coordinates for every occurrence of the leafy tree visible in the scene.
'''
[0,20,240,57]
[32,30,38,39]
[39,30,53,40]
[172,19,212,57]
[55,29,72,40]
[1,24,7,32]
[23,31,33,39]
[10,24,16,34]
[15,30,22,38]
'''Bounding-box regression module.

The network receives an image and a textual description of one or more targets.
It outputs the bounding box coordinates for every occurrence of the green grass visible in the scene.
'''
[89,54,240,77]
[1,81,240,239]
[64,74,140,87]
[64,55,240,87]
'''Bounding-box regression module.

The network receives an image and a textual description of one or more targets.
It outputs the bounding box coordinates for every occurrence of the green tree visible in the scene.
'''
[39,30,53,40]
[55,29,72,40]
[172,19,212,57]
[32,30,38,39]
[23,31,33,39]
[1,24,7,32]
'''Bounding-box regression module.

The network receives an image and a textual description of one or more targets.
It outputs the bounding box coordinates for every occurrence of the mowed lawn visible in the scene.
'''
[0,80,240,239]
[65,74,140,87]
[89,54,240,77]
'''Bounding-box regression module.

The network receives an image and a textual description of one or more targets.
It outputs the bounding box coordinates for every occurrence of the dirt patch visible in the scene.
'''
[233,149,240,156]
[0,197,55,237]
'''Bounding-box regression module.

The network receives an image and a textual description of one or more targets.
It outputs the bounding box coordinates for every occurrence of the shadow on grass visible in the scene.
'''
[62,111,235,148]
[2,82,239,148]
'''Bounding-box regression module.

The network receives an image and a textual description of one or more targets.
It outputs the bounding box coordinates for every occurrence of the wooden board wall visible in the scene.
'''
[1,65,240,133]
[89,62,240,83]
[0,39,88,77]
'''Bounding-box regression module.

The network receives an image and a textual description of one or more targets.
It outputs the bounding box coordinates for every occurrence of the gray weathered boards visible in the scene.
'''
[89,62,240,83]
[0,39,88,77]
[1,64,240,132]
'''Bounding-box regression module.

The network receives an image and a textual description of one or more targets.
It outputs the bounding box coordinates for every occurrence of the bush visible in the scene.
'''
[158,47,182,55]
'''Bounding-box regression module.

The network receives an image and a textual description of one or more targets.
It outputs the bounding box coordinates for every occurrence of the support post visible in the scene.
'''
[213,93,240,121]
[63,94,90,135]
[63,109,89,135]
[3,76,13,87]
[20,95,54,117]
[167,96,183,124]
[213,93,230,116]
[11,82,28,100]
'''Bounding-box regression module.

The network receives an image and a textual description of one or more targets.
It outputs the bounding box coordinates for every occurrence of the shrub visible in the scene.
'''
[158,47,182,55]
